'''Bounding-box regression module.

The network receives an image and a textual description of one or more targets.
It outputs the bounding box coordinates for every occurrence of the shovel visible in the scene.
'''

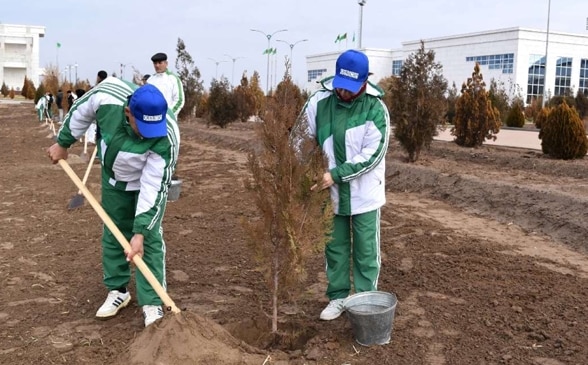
[68,146,98,210]
[80,135,89,162]
[58,159,181,314]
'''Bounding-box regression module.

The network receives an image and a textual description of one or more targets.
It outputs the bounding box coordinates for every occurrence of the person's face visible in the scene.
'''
[124,106,142,138]
[153,60,167,73]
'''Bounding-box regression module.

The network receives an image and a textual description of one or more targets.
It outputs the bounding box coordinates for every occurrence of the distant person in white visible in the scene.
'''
[147,52,184,118]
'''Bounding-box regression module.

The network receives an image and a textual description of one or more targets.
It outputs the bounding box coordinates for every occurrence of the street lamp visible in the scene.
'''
[208,58,228,80]
[542,0,551,107]
[74,62,78,85]
[357,0,367,49]
[224,54,244,86]
[250,28,288,94]
[67,64,73,84]
[275,39,308,79]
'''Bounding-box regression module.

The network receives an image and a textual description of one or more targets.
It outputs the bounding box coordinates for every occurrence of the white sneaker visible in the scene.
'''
[95,290,131,318]
[320,298,345,320]
[143,305,164,327]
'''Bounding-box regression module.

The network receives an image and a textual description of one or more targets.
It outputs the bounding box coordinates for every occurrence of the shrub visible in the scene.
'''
[0,82,8,97]
[539,101,587,159]
[388,41,447,162]
[34,83,46,104]
[534,106,551,130]
[8,88,15,99]
[207,76,237,128]
[525,97,543,123]
[575,89,588,119]
[232,72,257,123]
[488,79,510,124]
[505,98,525,128]
[451,63,501,147]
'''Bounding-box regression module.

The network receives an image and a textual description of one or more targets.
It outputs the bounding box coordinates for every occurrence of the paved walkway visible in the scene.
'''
[434,127,541,150]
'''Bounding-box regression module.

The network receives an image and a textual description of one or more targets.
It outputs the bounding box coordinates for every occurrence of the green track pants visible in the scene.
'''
[101,183,166,306]
[325,209,381,300]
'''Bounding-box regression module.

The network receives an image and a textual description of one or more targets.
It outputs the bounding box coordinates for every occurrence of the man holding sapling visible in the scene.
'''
[297,49,391,321]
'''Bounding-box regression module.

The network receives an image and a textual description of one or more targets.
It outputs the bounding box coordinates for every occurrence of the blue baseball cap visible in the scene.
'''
[333,50,370,93]
[129,84,168,138]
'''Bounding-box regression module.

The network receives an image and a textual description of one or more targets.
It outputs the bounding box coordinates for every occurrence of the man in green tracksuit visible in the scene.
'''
[299,49,390,320]
[47,78,180,327]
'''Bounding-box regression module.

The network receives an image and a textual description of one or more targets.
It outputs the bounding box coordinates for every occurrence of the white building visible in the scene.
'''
[306,27,588,103]
[0,23,45,90]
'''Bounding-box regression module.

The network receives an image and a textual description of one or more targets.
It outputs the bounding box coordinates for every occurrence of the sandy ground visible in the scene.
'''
[1,102,588,364]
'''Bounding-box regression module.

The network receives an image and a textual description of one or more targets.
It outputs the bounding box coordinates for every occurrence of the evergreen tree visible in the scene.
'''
[233,71,257,123]
[243,69,332,334]
[21,76,29,99]
[389,41,448,162]
[445,82,459,124]
[1,81,9,97]
[488,79,510,124]
[208,76,237,128]
[505,97,525,128]
[175,38,204,119]
[452,63,501,147]
[249,71,265,117]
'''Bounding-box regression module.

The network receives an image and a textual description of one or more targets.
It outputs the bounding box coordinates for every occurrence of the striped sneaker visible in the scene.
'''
[143,305,164,327]
[95,290,131,318]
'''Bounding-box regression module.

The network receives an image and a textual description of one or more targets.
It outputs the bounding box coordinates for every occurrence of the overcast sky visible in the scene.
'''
[3,0,588,90]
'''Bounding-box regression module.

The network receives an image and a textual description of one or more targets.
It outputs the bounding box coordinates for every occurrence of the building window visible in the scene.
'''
[579,59,588,95]
[554,57,573,96]
[465,53,514,74]
[308,68,327,82]
[392,60,403,76]
[527,55,545,104]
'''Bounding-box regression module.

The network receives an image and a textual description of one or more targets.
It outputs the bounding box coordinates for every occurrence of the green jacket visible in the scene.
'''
[301,77,390,216]
[56,77,180,235]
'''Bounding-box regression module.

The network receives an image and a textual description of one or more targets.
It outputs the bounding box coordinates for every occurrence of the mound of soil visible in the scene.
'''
[122,312,266,365]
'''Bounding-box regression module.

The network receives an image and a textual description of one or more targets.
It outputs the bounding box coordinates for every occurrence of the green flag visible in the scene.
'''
[335,34,341,43]
[56,42,61,48]
[262,48,270,55]
[340,33,347,41]
[271,48,277,55]
[352,33,356,42]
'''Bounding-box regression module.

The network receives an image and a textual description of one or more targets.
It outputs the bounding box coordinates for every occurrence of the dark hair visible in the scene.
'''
[97,70,108,81]
[75,89,86,98]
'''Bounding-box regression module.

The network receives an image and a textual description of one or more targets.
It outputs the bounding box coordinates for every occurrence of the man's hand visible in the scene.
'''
[47,143,68,164]
[311,172,334,191]
[126,234,145,262]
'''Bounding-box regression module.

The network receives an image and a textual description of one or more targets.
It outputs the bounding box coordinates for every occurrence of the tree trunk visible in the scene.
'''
[272,252,279,333]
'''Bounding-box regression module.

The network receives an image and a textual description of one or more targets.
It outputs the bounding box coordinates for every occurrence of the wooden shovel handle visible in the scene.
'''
[78,146,98,193]
[58,159,181,313]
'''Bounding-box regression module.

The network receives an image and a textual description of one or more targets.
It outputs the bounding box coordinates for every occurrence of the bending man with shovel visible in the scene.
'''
[47,79,180,327]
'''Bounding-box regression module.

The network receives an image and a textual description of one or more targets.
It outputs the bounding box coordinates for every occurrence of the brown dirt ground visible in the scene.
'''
[1,101,588,365]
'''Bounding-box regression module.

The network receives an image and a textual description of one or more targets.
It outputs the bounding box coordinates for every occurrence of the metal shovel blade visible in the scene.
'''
[68,193,85,210]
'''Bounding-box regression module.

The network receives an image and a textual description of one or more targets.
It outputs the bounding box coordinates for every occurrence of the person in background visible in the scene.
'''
[56,89,64,123]
[296,49,391,321]
[46,79,180,327]
[46,93,54,118]
[142,74,150,85]
[147,52,184,118]
[35,92,49,122]
[96,70,108,85]
[66,90,76,112]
